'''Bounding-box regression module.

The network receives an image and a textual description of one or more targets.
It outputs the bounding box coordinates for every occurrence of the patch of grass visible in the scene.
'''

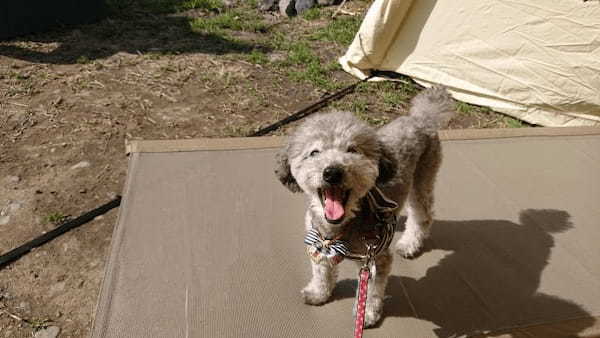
[179,0,224,11]
[282,41,339,90]
[190,10,267,34]
[350,98,390,126]
[106,0,224,16]
[29,318,53,331]
[286,41,317,65]
[76,56,91,64]
[301,7,322,20]
[44,212,68,224]
[351,99,368,114]
[312,16,362,45]
[504,116,525,128]
[245,49,268,64]
[222,124,257,136]
[457,101,497,118]
[379,81,418,106]
[457,101,529,128]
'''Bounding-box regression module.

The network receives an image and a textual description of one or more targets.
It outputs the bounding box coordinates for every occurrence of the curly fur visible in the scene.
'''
[275,86,455,327]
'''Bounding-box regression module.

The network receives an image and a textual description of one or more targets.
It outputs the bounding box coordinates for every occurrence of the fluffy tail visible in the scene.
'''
[408,86,455,133]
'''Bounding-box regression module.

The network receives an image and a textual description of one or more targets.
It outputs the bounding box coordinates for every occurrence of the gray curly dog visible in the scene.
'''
[275,86,455,327]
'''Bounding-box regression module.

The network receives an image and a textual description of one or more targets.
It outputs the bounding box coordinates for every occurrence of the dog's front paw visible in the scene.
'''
[356,298,383,328]
[395,232,424,258]
[364,308,382,328]
[301,285,330,305]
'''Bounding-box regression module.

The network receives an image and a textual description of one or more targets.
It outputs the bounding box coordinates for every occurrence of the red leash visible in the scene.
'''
[354,267,371,338]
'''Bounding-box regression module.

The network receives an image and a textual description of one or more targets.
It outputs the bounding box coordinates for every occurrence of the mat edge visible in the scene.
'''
[90,153,140,338]
[125,127,600,154]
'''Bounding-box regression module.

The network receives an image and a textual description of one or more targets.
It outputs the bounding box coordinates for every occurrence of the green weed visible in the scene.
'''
[301,7,322,20]
[312,16,361,45]
[246,49,268,64]
[44,212,68,224]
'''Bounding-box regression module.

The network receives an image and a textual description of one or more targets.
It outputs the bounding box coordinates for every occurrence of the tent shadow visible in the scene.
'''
[0,4,269,64]
[334,209,595,337]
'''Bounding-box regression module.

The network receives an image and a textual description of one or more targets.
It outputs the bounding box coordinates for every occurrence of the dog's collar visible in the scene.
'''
[304,187,398,265]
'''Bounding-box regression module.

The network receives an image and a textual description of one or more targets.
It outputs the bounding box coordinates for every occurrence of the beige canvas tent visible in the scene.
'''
[340,0,600,127]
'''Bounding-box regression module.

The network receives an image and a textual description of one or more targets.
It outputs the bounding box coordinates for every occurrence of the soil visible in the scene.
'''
[0,2,528,337]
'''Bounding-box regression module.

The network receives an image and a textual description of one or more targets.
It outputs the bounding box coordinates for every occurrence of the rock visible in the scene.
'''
[279,0,296,17]
[17,301,30,312]
[34,326,60,338]
[5,175,20,183]
[317,0,335,4]
[259,0,277,11]
[8,201,22,212]
[70,161,90,170]
[268,52,286,63]
[0,215,9,225]
[295,0,315,13]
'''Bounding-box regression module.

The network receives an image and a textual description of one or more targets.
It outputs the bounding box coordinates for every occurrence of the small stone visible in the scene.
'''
[17,301,30,311]
[0,215,9,225]
[52,96,63,106]
[34,326,60,338]
[295,0,315,13]
[35,189,43,194]
[5,175,20,183]
[70,161,91,170]
[8,201,22,212]
[279,0,295,16]
[268,52,286,63]
[79,188,87,194]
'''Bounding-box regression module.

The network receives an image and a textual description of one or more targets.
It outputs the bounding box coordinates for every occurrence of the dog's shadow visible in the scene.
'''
[333,209,595,337]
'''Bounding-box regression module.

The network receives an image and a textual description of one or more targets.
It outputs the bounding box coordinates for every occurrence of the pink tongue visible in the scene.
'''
[324,188,345,221]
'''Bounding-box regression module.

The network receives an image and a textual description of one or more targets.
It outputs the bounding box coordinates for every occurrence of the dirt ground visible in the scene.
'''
[0,1,529,337]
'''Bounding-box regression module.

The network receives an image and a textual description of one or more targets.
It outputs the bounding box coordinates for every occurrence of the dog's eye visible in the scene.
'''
[309,149,320,157]
[347,146,358,153]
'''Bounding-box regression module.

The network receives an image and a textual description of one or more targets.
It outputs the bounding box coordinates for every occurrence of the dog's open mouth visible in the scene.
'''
[319,187,350,224]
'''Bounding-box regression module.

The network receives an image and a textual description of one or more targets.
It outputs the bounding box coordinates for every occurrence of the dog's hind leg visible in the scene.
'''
[395,138,441,258]
[301,261,338,305]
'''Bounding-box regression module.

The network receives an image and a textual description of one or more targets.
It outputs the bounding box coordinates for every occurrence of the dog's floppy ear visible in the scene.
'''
[376,142,397,185]
[275,145,302,193]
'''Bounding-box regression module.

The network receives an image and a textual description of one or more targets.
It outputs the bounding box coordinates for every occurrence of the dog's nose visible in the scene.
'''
[323,166,344,185]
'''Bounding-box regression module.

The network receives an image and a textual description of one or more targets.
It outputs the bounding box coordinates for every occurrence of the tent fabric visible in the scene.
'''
[339,0,600,127]
[92,127,600,338]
